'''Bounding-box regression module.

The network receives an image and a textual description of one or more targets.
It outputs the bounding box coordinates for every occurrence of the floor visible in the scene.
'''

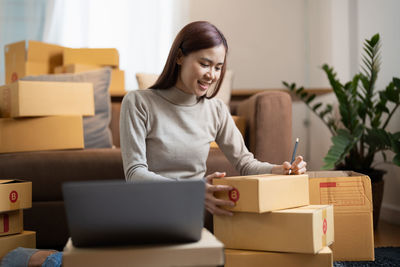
[374,220,400,247]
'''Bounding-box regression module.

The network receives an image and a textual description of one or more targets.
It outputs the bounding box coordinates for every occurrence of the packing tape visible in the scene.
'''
[322,209,327,247]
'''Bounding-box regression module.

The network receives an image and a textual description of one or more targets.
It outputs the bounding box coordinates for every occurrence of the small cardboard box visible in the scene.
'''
[308,171,374,261]
[63,228,224,267]
[214,205,334,254]
[0,231,36,259]
[0,210,23,237]
[213,174,309,213]
[0,180,32,212]
[54,64,125,96]
[225,247,333,267]
[0,116,84,153]
[0,81,94,118]
[4,40,64,84]
[63,48,119,67]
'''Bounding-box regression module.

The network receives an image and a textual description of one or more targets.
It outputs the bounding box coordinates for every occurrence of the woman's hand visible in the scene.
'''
[271,156,307,175]
[204,172,234,216]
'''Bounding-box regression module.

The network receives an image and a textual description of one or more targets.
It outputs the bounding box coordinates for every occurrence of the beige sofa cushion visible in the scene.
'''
[136,70,234,106]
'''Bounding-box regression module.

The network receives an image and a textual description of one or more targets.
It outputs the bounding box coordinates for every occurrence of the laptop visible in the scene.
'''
[62,179,205,247]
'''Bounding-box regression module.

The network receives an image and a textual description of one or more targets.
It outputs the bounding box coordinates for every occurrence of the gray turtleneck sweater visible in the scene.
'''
[120,87,275,182]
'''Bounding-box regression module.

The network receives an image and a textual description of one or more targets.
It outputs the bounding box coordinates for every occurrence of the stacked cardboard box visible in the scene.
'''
[2,40,99,153]
[4,40,126,96]
[0,180,36,260]
[308,171,375,261]
[55,48,126,96]
[0,80,92,153]
[213,174,334,266]
[62,228,224,267]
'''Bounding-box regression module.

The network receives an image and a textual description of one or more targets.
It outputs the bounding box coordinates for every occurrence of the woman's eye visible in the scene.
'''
[200,62,209,67]
[215,66,221,71]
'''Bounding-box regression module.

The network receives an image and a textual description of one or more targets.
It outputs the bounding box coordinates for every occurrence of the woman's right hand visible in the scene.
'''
[205,172,234,216]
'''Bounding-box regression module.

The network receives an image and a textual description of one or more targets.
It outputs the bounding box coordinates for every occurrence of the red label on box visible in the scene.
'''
[229,188,240,203]
[1,214,9,233]
[9,190,18,203]
[320,182,336,188]
[323,218,327,234]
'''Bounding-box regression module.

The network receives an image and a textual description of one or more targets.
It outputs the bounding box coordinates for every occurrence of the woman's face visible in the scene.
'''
[175,44,226,97]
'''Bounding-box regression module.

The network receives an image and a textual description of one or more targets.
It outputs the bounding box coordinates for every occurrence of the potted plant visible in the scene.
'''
[283,33,400,228]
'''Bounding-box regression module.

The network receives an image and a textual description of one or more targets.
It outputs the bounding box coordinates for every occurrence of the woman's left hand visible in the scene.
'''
[271,155,307,175]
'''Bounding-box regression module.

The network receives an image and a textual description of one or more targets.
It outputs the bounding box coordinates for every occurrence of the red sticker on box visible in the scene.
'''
[11,72,18,82]
[229,188,240,203]
[2,214,9,233]
[9,190,18,203]
[323,218,327,234]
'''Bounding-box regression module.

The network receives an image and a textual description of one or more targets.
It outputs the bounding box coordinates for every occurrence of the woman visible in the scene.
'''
[120,21,307,218]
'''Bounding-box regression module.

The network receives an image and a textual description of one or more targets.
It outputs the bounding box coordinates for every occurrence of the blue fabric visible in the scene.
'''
[0,247,39,267]
[42,252,62,267]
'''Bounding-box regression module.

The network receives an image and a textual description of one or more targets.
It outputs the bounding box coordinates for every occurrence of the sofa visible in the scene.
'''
[0,90,292,250]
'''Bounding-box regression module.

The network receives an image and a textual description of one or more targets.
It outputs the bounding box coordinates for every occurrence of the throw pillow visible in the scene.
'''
[21,68,113,148]
[136,70,234,106]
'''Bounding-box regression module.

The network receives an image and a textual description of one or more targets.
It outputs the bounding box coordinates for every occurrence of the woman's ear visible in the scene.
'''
[176,49,184,65]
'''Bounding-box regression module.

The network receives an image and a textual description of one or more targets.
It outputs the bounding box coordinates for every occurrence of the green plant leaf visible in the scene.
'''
[393,77,400,88]
[393,153,400,166]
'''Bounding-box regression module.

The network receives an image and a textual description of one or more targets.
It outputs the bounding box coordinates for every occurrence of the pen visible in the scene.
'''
[288,138,299,175]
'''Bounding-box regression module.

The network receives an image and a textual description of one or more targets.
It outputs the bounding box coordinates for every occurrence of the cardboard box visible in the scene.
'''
[0,116,84,153]
[213,174,309,213]
[0,180,32,212]
[214,205,334,254]
[4,40,64,84]
[0,231,36,259]
[63,48,119,67]
[0,210,23,237]
[0,81,94,118]
[63,228,224,267]
[54,64,126,96]
[308,171,374,261]
[225,247,333,267]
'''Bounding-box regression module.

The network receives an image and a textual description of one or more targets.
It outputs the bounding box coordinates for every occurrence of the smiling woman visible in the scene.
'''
[119,21,307,225]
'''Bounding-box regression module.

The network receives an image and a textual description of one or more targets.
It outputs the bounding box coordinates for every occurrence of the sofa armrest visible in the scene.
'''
[237,91,292,165]
[0,148,124,202]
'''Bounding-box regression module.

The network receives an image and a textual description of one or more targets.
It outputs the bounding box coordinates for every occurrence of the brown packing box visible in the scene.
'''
[63,48,119,68]
[54,63,125,96]
[0,116,84,153]
[0,180,32,212]
[225,247,333,267]
[308,171,374,261]
[0,210,23,237]
[0,81,94,118]
[214,205,334,254]
[213,174,309,213]
[63,228,224,267]
[0,231,36,259]
[4,40,64,84]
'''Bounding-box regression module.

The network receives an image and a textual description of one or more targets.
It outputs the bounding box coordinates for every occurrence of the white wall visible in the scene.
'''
[183,0,400,224]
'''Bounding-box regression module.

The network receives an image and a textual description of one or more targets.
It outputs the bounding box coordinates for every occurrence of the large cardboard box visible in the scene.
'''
[0,116,84,153]
[63,228,224,267]
[54,63,126,96]
[213,174,309,213]
[0,180,32,212]
[0,81,94,118]
[214,205,334,254]
[0,231,36,259]
[308,171,374,261]
[0,210,23,237]
[4,40,64,84]
[63,48,119,67]
[225,247,333,267]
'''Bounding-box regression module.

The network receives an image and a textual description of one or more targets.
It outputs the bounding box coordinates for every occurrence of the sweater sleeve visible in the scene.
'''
[215,100,276,175]
[120,92,177,182]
